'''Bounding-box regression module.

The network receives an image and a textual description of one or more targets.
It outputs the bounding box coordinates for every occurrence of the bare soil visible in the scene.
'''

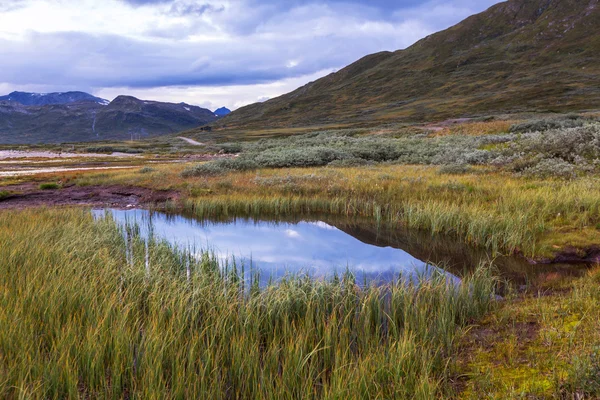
[0,183,179,210]
[0,150,139,160]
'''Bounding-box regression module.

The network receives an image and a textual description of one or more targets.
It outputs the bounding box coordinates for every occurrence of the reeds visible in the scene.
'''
[0,209,496,399]
[71,163,600,258]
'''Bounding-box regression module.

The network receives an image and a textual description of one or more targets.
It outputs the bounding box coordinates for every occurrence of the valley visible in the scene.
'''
[1,0,600,398]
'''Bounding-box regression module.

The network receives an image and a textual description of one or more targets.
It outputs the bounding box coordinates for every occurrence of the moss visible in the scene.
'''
[459,268,600,399]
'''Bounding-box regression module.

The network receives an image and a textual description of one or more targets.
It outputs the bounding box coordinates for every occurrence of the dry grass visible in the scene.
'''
[431,120,518,137]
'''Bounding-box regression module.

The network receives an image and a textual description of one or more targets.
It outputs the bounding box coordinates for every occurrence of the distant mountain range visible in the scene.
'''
[0,91,109,106]
[0,92,230,144]
[214,0,600,130]
[214,107,231,117]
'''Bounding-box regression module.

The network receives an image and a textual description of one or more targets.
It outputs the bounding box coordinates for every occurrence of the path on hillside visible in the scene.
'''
[178,137,204,146]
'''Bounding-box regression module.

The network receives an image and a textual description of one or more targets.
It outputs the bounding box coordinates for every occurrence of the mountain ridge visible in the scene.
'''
[0,95,217,144]
[0,91,109,106]
[214,107,232,117]
[213,0,600,130]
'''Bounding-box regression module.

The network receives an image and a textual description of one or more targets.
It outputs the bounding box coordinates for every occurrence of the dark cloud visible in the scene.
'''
[118,0,170,5]
[0,30,385,88]
[0,0,503,96]
[168,3,224,16]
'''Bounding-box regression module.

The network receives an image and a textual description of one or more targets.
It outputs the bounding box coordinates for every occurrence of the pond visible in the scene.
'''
[94,209,587,286]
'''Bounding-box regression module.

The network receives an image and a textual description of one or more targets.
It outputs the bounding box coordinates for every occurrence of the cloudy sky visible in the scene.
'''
[0,0,501,111]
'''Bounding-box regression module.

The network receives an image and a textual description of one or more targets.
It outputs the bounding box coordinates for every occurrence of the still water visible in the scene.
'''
[94,209,585,286]
[94,209,460,285]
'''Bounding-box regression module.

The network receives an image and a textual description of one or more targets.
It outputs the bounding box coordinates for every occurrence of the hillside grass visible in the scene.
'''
[0,208,496,399]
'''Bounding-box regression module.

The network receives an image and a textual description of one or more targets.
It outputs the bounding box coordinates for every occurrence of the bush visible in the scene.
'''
[181,158,258,177]
[253,147,352,168]
[0,190,11,200]
[86,146,144,154]
[438,164,473,175]
[522,158,578,179]
[509,117,589,133]
[178,123,600,178]
[39,183,61,190]
[138,167,155,174]
[217,143,243,154]
[327,158,371,167]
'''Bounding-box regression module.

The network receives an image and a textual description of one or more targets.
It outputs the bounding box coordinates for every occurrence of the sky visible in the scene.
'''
[0,0,502,111]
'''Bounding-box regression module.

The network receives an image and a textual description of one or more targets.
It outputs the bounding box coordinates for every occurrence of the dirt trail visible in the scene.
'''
[177,137,204,146]
[0,150,139,160]
[0,183,178,210]
[0,166,137,177]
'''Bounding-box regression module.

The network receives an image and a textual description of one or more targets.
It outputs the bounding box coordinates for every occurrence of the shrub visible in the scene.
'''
[253,147,352,168]
[523,158,577,179]
[438,164,473,175]
[139,167,155,174]
[509,117,588,133]
[217,143,243,154]
[0,190,11,200]
[86,146,144,154]
[181,158,258,177]
[39,183,61,190]
[327,158,371,167]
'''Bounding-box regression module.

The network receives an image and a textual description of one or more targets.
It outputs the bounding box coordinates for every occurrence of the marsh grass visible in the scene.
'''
[39,182,61,190]
[71,163,600,258]
[0,208,496,399]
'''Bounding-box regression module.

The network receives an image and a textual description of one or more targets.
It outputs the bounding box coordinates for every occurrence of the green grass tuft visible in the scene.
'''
[39,182,61,190]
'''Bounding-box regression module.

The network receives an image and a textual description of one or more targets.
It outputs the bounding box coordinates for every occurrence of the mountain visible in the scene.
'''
[0,91,108,106]
[0,95,217,144]
[214,107,231,117]
[214,0,600,130]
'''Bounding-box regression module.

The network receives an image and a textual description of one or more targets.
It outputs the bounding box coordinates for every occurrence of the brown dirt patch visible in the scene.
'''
[0,183,179,210]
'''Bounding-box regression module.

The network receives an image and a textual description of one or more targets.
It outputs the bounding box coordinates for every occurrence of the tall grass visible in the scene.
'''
[72,163,600,258]
[0,209,496,399]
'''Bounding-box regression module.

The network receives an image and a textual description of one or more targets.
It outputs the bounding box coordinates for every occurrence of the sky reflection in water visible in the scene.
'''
[94,209,459,285]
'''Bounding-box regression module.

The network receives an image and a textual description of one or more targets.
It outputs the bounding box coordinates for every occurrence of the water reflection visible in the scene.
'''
[93,209,459,285]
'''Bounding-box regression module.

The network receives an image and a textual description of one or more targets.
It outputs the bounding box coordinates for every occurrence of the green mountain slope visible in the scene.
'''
[216,0,600,130]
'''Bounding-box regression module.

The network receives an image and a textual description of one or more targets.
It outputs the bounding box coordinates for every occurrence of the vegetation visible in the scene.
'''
[73,155,600,260]
[39,182,61,190]
[183,121,600,179]
[0,208,496,399]
[86,146,144,154]
[2,114,599,398]
[0,190,11,200]
[459,266,600,398]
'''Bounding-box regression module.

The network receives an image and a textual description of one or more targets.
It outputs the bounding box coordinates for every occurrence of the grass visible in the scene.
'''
[0,208,496,399]
[39,182,61,190]
[70,163,600,259]
[458,266,600,398]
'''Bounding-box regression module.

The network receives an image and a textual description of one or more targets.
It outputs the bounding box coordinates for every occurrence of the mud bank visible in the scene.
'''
[0,183,178,210]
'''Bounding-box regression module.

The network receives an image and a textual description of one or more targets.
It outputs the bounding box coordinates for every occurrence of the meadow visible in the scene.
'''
[0,209,495,399]
[1,115,599,398]
[63,116,600,260]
